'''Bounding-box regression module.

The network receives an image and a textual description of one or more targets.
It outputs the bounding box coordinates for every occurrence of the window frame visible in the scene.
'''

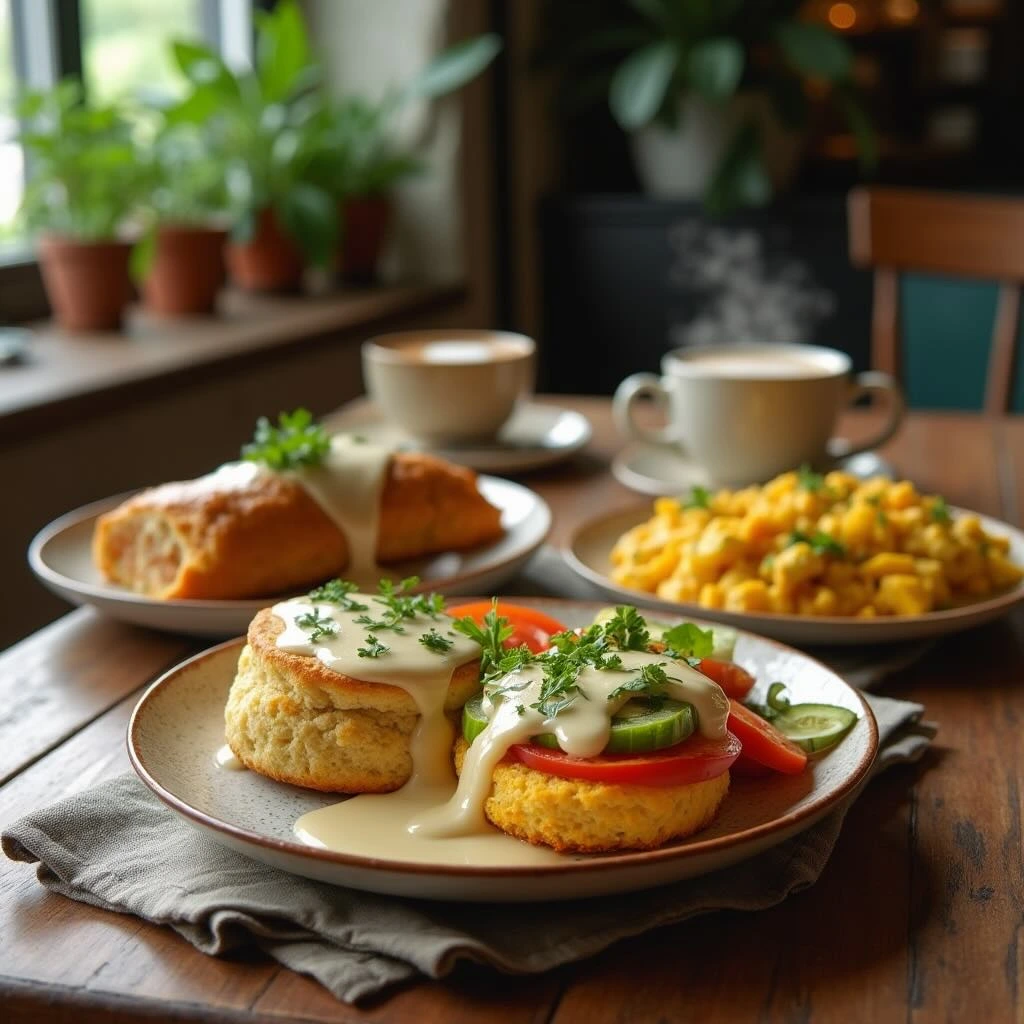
[0,0,254,320]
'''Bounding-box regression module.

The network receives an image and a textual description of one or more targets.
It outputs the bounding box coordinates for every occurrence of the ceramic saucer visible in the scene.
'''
[612,441,897,496]
[322,401,592,474]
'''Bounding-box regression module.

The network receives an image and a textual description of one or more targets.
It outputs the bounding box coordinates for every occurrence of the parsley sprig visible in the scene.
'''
[307,578,368,612]
[419,629,454,655]
[796,464,827,492]
[242,408,331,471]
[662,623,713,659]
[355,577,445,634]
[357,634,390,659]
[452,600,516,677]
[295,608,337,643]
[683,485,712,510]
[789,530,846,557]
[931,496,952,524]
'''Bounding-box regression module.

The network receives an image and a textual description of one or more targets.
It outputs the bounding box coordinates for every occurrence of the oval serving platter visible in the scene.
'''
[128,598,877,903]
[563,503,1024,647]
[29,477,551,638]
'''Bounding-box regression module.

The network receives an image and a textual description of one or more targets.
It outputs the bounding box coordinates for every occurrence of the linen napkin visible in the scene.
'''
[2,693,936,1005]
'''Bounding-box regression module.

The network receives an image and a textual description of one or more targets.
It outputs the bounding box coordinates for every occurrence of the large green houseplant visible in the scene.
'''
[18,79,147,330]
[165,0,335,291]
[544,0,874,211]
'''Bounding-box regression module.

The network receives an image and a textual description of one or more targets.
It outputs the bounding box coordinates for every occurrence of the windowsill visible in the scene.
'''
[0,281,466,445]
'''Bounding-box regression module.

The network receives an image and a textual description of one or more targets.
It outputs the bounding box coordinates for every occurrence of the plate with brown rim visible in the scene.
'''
[563,504,1024,647]
[28,477,550,638]
[127,598,877,902]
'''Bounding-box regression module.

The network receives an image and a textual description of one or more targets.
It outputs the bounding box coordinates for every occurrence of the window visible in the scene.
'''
[0,0,252,251]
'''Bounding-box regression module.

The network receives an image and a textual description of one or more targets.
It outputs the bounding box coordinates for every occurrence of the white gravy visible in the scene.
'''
[262,595,731,865]
[214,744,246,771]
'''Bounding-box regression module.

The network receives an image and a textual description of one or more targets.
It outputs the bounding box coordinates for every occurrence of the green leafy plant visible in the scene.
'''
[16,78,147,239]
[163,0,337,265]
[308,33,502,203]
[541,0,875,212]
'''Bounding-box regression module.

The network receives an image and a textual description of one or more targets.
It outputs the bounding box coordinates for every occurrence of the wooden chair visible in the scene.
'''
[848,186,1024,414]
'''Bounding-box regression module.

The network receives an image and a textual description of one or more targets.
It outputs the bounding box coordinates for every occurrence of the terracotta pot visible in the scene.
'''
[225,207,304,292]
[339,195,392,284]
[143,223,228,317]
[37,235,134,332]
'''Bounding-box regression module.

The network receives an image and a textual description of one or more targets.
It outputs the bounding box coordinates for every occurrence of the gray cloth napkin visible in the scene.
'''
[510,546,935,690]
[2,693,936,1005]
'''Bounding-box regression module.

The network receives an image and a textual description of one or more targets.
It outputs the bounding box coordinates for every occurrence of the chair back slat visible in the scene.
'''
[849,187,1024,413]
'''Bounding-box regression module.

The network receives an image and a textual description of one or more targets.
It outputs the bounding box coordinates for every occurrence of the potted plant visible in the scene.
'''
[17,79,147,331]
[134,126,230,316]
[309,34,502,283]
[543,1,875,211]
[165,0,335,292]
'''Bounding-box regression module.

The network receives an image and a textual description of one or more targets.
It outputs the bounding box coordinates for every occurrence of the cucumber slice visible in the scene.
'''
[590,608,736,660]
[461,694,695,754]
[770,703,857,753]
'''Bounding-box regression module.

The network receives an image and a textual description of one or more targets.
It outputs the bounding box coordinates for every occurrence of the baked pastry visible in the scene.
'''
[93,437,504,600]
[225,604,481,793]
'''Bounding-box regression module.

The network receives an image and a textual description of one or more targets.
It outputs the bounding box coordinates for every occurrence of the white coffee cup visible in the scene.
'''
[613,343,905,485]
[362,329,536,445]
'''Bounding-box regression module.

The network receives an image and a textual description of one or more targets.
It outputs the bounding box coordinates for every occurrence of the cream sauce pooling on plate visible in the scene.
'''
[290,435,392,588]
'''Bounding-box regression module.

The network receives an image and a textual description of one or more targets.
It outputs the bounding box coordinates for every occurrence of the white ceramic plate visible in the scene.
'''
[564,504,1024,646]
[28,477,551,638]
[128,599,877,902]
[321,401,593,474]
[612,441,897,497]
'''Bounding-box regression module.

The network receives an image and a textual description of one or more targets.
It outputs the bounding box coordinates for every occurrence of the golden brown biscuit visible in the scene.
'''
[225,608,481,793]
[453,736,729,853]
[93,451,504,599]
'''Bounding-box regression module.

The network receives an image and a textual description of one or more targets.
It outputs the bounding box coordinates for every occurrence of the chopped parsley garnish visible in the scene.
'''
[606,662,672,704]
[452,600,514,676]
[295,608,337,643]
[355,576,445,634]
[683,485,712,510]
[357,634,390,658]
[662,622,713,659]
[796,464,827,492]
[931,496,952,524]
[306,578,368,612]
[516,704,526,716]
[242,408,330,470]
[419,628,453,654]
[601,606,651,651]
[789,530,846,558]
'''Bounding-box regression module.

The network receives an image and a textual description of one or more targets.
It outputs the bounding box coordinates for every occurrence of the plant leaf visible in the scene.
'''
[705,118,772,214]
[130,228,157,284]
[256,0,312,102]
[776,21,852,81]
[406,34,502,99]
[836,84,878,172]
[609,40,679,129]
[687,37,744,101]
[277,183,336,267]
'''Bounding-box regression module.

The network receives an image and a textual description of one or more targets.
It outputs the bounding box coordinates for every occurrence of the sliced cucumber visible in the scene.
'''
[461,694,695,754]
[770,703,857,753]
[590,608,736,660]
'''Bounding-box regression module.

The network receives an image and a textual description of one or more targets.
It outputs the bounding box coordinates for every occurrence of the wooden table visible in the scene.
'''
[2,397,1022,1023]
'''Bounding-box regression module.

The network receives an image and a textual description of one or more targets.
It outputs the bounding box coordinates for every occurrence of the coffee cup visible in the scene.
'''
[362,329,536,445]
[613,343,905,485]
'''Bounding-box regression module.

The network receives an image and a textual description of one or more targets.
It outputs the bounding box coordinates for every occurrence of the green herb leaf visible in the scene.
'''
[452,599,515,676]
[684,485,712,510]
[606,662,672,703]
[307,578,368,611]
[242,408,331,471]
[662,623,714,659]
[609,40,679,130]
[797,463,827,492]
[789,530,846,558]
[419,629,454,654]
[746,681,791,721]
[601,606,651,652]
[355,577,445,634]
[295,608,337,643]
[357,634,390,659]
[931,496,952,524]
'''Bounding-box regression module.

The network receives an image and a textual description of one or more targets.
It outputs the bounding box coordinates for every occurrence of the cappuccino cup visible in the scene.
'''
[613,343,905,485]
[362,329,536,445]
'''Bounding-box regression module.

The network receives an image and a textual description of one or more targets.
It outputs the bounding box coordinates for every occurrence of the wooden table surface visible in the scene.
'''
[2,397,1022,1024]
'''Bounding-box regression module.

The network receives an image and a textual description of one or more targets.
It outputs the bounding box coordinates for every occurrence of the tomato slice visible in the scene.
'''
[447,601,568,653]
[727,700,808,775]
[697,658,756,699]
[510,733,742,787]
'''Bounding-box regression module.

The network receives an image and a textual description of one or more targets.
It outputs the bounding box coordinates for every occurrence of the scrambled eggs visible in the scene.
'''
[611,469,1023,618]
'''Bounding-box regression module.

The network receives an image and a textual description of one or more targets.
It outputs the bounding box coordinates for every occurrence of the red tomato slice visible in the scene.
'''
[447,601,568,653]
[727,700,808,775]
[697,658,756,699]
[510,733,742,787]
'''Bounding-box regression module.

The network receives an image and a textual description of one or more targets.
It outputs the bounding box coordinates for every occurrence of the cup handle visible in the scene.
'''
[613,373,677,446]
[827,371,906,459]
